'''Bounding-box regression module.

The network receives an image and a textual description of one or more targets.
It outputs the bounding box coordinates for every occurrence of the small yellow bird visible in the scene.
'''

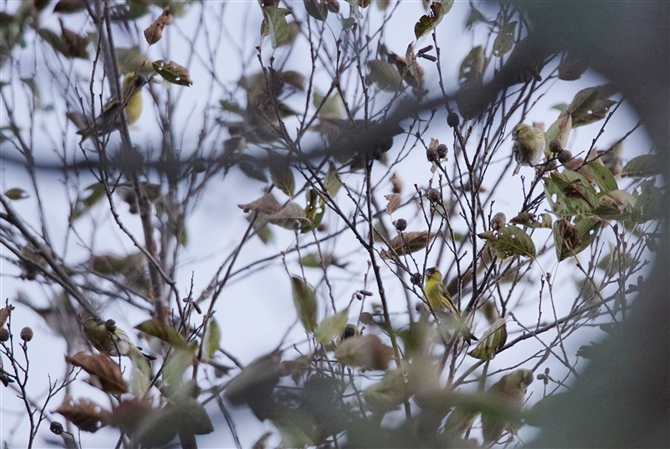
[77,73,146,141]
[80,315,154,360]
[423,267,477,344]
[511,123,544,175]
[481,369,534,444]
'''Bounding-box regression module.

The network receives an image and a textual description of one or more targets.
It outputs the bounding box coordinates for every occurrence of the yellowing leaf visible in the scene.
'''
[135,319,189,349]
[622,154,660,178]
[263,7,292,49]
[291,276,317,333]
[467,318,507,360]
[4,188,29,200]
[544,111,572,155]
[238,192,282,215]
[205,318,221,359]
[363,369,407,413]
[267,201,306,230]
[313,91,342,119]
[315,309,348,344]
[324,162,342,198]
[459,46,484,85]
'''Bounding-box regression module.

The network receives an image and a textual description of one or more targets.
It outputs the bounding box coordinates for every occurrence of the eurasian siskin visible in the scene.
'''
[423,267,477,344]
[80,315,153,360]
[511,123,544,175]
[481,368,534,444]
[77,73,146,141]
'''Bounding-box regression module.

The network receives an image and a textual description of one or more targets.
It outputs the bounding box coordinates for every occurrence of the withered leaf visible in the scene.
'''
[66,352,128,395]
[55,395,111,433]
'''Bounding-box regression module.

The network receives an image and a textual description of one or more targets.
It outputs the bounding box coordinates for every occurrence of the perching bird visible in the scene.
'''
[481,368,534,444]
[79,315,154,360]
[340,323,360,342]
[511,123,545,175]
[423,267,477,344]
[77,73,146,141]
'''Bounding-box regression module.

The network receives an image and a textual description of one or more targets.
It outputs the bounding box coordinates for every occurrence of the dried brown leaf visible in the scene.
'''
[144,6,173,45]
[55,395,111,433]
[66,352,128,395]
[384,193,401,215]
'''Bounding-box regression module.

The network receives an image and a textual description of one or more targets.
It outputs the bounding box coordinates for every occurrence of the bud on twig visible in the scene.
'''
[50,421,64,435]
[394,219,407,231]
[447,112,460,128]
[20,327,33,342]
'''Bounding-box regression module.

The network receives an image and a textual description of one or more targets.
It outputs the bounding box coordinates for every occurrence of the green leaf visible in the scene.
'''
[4,188,29,200]
[269,155,295,197]
[621,154,660,178]
[363,369,407,413]
[544,170,599,217]
[437,0,454,13]
[467,318,507,360]
[205,318,221,359]
[21,78,42,109]
[152,60,193,86]
[573,216,602,253]
[129,350,151,397]
[304,0,328,21]
[465,5,487,28]
[566,84,617,127]
[414,2,445,39]
[70,182,105,223]
[263,6,292,49]
[220,99,243,115]
[493,21,517,57]
[634,181,663,221]
[315,309,348,344]
[247,213,273,244]
[267,201,307,230]
[483,225,536,259]
[116,46,150,74]
[551,103,568,112]
[300,252,339,269]
[595,189,636,220]
[291,276,318,333]
[553,217,601,261]
[324,162,342,198]
[238,156,269,183]
[366,60,403,92]
[458,46,484,85]
[313,91,342,119]
[162,348,194,391]
[135,319,189,349]
[589,161,618,194]
[544,111,572,154]
[177,397,214,435]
